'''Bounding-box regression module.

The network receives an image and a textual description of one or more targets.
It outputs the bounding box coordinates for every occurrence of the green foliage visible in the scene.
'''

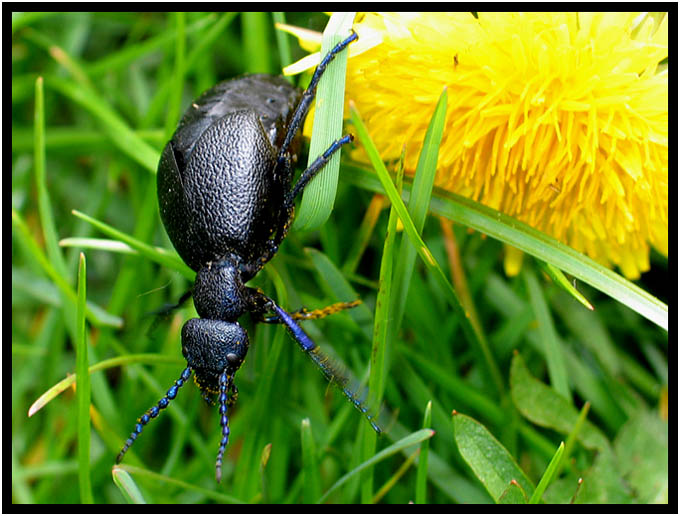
[12,12,667,505]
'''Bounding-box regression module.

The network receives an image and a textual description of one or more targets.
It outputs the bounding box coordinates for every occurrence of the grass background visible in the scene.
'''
[11,12,669,504]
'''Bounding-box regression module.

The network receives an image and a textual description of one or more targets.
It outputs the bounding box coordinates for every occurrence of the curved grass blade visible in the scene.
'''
[294,12,355,231]
[524,269,570,399]
[12,209,122,328]
[538,260,593,311]
[318,429,434,503]
[388,88,447,364]
[341,164,667,331]
[415,400,433,504]
[45,76,158,172]
[71,210,194,280]
[28,354,184,417]
[113,465,245,503]
[86,14,217,77]
[59,238,139,255]
[350,104,504,395]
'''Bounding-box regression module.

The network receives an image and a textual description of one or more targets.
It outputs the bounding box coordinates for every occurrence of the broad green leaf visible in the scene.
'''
[509,353,609,452]
[613,410,668,503]
[498,480,529,504]
[453,412,534,503]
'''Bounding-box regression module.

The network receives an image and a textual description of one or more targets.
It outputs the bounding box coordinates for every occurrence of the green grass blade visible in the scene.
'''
[164,12,185,140]
[300,418,321,504]
[293,12,355,231]
[12,209,122,328]
[186,13,237,74]
[415,400,432,504]
[59,237,139,255]
[112,468,147,504]
[114,465,245,503]
[71,210,193,280]
[538,261,594,311]
[528,441,565,503]
[304,247,373,339]
[34,77,66,277]
[559,401,591,477]
[28,354,184,417]
[45,76,158,172]
[75,253,93,503]
[524,269,570,399]
[272,12,293,76]
[318,429,434,503]
[360,157,402,502]
[372,449,419,503]
[86,14,216,77]
[241,12,271,73]
[389,88,447,347]
[350,103,504,395]
[341,165,668,331]
[453,411,534,503]
[341,194,385,275]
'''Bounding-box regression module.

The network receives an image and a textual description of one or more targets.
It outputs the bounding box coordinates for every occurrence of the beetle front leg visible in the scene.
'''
[285,134,354,210]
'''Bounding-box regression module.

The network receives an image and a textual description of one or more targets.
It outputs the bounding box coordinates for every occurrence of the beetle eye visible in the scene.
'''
[226,353,240,365]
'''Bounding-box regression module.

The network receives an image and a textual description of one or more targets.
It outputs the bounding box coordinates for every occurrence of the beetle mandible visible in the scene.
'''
[116,31,379,482]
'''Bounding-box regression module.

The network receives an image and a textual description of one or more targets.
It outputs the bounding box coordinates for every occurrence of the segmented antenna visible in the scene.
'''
[116,367,192,464]
[215,370,232,483]
[272,304,382,434]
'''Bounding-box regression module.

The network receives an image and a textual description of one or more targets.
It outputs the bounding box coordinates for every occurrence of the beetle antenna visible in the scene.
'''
[116,367,192,464]
[270,303,381,434]
[215,370,232,483]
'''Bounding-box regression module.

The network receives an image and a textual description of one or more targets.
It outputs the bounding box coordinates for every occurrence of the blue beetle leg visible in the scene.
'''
[287,134,354,206]
[270,303,382,434]
[116,367,192,464]
[215,370,232,483]
[277,31,358,162]
[260,300,362,324]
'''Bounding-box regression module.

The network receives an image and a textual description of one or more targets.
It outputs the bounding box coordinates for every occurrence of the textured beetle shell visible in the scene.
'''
[158,75,302,271]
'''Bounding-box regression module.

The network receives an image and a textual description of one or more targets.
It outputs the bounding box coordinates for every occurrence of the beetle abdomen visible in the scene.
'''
[173,75,302,169]
[184,111,281,264]
[158,75,303,270]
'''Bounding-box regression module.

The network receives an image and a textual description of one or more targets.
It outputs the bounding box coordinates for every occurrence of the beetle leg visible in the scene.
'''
[269,302,382,435]
[260,299,362,323]
[276,31,358,164]
[145,289,193,337]
[287,134,354,207]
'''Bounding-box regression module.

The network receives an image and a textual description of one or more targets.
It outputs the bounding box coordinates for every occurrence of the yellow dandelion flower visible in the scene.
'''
[284,12,668,280]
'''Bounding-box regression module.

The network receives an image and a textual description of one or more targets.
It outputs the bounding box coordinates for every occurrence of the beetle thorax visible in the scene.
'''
[193,257,248,321]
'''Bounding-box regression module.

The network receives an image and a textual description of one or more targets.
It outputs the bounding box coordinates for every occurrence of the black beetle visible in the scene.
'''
[116,31,379,482]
